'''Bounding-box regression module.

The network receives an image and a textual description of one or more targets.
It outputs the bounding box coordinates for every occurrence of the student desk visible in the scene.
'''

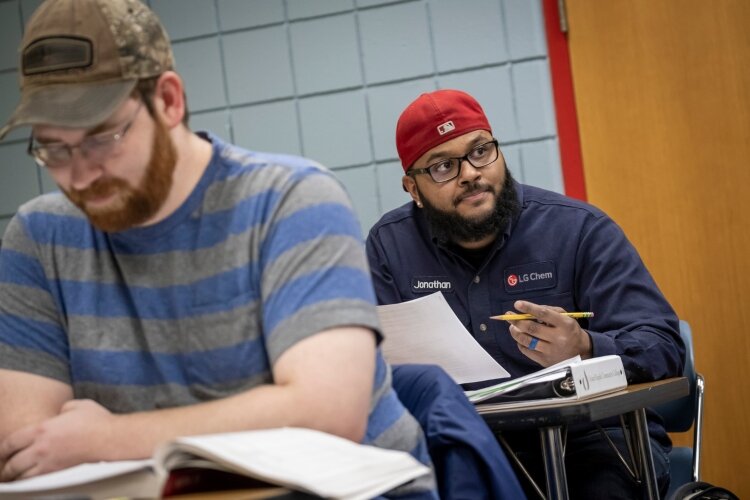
[476,377,689,500]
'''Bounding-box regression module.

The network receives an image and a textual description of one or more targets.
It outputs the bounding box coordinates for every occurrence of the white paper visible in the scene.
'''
[377,292,510,384]
[0,460,153,492]
[159,427,430,500]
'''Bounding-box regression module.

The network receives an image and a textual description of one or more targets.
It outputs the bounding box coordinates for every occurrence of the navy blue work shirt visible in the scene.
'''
[366,182,685,384]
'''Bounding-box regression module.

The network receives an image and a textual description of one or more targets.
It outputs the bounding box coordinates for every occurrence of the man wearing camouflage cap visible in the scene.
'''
[0,1,436,496]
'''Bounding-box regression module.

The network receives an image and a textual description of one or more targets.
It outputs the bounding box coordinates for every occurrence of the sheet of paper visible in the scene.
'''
[161,427,430,500]
[377,292,510,384]
[0,460,153,492]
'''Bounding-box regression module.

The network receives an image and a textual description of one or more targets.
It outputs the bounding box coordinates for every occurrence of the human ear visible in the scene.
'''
[152,71,185,128]
[402,175,422,207]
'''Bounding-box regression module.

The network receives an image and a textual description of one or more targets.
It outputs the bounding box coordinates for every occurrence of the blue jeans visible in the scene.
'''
[502,427,670,499]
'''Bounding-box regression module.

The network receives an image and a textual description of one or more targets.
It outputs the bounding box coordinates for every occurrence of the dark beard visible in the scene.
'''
[419,168,520,245]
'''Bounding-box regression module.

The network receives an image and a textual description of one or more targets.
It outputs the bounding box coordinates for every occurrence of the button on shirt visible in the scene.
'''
[366,182,684,383]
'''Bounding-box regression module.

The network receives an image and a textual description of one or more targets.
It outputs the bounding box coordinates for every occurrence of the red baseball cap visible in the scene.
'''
[395,89,492,172]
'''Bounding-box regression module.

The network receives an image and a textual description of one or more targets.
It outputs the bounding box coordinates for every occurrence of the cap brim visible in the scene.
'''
[0,79,137,140]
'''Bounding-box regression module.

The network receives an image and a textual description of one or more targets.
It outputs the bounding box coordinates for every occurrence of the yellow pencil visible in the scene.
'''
[490,312,595,321]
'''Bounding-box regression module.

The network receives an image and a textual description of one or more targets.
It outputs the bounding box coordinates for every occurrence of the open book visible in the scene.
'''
[0,427,430,500]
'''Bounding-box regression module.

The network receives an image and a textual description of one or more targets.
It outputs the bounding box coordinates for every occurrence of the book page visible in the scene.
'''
[377,292,510,384]
[157,427,430,500]
[0,460,159,499]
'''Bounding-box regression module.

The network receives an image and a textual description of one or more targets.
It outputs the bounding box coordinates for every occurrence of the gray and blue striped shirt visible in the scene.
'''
[0,132,436,498]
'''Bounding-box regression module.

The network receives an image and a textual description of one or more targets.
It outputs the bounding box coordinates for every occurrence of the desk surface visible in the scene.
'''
[477,377,688,430]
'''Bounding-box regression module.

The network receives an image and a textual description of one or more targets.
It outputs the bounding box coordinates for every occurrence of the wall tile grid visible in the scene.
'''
[0,0,560,238]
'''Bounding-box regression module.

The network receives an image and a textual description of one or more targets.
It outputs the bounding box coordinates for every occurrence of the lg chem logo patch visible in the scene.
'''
[503,261,557,293]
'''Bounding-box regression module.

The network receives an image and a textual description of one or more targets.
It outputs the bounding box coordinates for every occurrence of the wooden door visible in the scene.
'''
[564,0,750,494]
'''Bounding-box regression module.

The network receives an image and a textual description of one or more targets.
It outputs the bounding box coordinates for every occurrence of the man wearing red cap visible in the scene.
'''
[0,1,437,496]
[366,89,684,499]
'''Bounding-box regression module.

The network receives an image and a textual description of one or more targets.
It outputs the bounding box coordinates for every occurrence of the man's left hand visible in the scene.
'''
[505,300,593,367]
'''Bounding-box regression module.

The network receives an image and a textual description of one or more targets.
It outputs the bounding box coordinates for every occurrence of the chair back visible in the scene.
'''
[652,320,705,492]
[653,320,697,432]
[391,364,526,500]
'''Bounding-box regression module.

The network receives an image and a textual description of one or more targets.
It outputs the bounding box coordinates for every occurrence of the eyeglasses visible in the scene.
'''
[27,102,143,169]
[406,139,499,183]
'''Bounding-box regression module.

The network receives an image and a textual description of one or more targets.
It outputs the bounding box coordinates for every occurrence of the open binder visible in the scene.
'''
[465,355,627,405]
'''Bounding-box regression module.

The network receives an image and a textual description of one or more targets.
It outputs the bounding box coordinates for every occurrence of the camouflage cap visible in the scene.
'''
[0,0,174,140]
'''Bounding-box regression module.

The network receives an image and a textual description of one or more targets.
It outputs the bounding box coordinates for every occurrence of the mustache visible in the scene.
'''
[67,178,125,205]
[453,182,494,206]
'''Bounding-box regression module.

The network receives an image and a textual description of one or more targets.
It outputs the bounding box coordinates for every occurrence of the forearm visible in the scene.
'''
[581,248,682,379]
[588,323,682,381]
[1,328,376,479]
[103,327,376,462]
[582,280,682,381]
[0,370,72,443]
[103,380,366,461]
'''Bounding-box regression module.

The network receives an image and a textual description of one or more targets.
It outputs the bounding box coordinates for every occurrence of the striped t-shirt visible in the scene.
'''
[0,132,436,498]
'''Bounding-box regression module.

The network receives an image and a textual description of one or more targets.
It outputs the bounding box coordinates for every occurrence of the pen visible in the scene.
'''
[490,312,595,321]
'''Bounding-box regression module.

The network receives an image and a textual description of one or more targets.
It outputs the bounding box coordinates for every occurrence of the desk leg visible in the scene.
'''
[539,426,569,500]
[624,408,659,500]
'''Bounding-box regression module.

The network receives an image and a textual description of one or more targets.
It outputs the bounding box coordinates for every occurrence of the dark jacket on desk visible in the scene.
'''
[392,364,526,500]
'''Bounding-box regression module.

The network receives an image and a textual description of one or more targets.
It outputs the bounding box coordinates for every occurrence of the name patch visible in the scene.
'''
[503,261,556,293]
[411,276,453,294]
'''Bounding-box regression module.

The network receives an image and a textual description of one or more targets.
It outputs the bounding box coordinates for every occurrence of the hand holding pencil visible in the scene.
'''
[498,300,594,367]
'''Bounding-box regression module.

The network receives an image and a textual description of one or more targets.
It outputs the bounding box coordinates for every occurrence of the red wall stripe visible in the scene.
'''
[542,0,587,201]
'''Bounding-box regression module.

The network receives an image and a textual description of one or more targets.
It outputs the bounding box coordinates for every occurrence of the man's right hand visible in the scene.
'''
[0,399,117,482]
[0,369,73,482]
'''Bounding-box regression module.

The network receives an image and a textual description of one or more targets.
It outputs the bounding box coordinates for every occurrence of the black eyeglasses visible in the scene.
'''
[406,139,499,183]
[27,102,143,169]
